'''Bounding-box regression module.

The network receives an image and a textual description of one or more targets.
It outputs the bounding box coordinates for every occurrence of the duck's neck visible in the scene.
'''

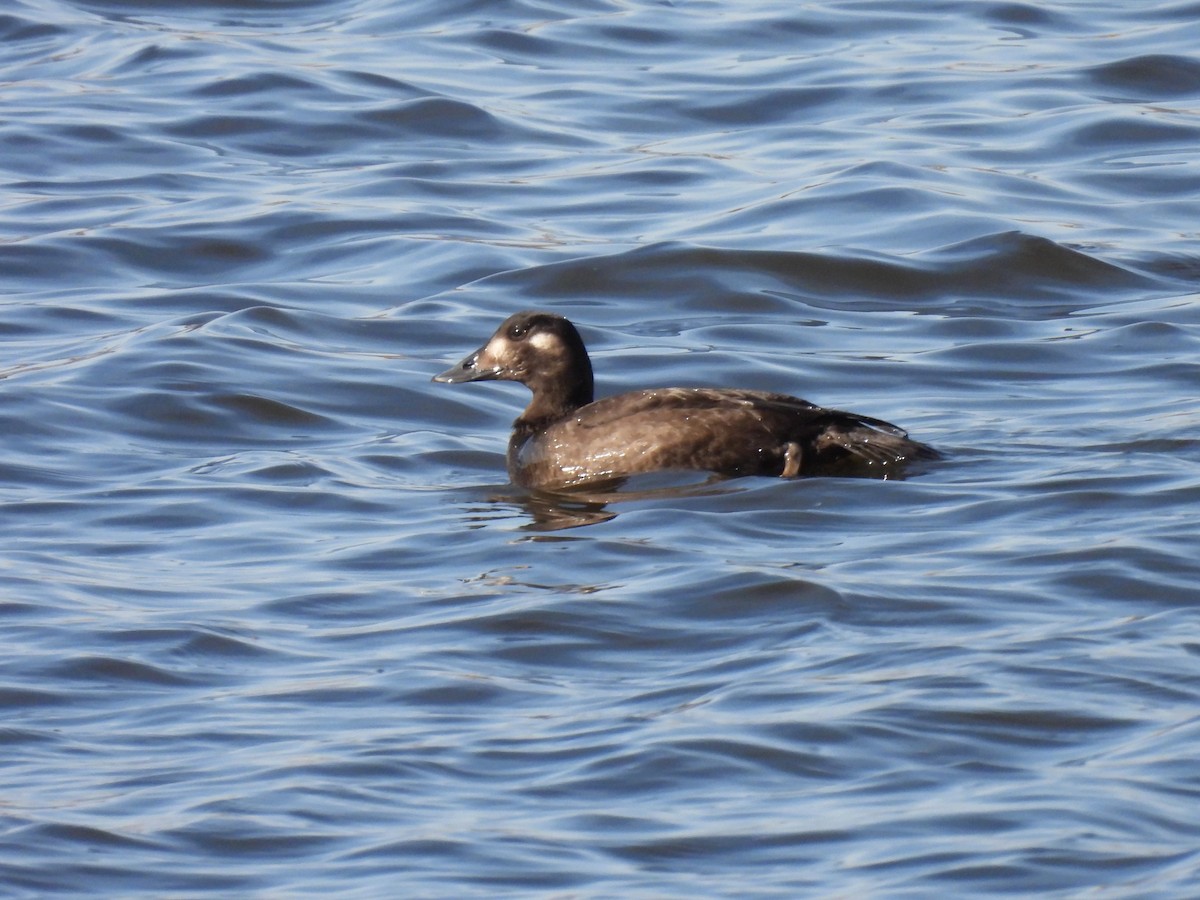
[515,362,594,433]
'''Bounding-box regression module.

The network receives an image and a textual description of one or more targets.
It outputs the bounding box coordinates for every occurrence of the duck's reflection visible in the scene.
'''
[457,453,938,532]
[462,472,741,531]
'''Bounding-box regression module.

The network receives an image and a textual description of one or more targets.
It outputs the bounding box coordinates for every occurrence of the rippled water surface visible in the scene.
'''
[3,0,1200,895]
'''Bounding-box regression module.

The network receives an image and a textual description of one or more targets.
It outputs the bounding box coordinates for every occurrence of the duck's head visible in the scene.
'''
[432,311,595,415]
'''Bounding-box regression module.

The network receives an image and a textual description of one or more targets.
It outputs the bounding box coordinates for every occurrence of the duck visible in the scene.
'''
[432,311,937,491]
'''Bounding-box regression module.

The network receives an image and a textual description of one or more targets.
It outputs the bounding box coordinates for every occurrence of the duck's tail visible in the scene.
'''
[812,413,940,476]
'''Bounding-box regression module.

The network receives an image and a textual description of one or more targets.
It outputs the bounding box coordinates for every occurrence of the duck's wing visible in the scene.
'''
[575,388,915,440]
[564,388,936,480]
[571,387,824,427]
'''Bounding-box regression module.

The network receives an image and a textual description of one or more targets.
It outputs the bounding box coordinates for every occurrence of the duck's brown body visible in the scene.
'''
[434,311,937,491]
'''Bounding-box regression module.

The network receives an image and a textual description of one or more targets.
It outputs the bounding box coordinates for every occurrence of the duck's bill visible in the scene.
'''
[432,347,502,383]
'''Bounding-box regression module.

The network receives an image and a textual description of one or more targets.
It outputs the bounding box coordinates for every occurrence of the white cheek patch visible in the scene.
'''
[529,331,558,351]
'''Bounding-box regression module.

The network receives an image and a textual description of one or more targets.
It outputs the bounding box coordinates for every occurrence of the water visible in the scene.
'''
[2,0,1199,895]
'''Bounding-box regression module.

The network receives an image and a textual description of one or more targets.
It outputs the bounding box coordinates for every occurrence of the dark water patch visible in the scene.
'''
[0,859,253,898]
[189,71,332,100]
[96,494,236,531]
[1,121,206,180]
[399,678,519,710]
[1065,114,1200,155]
[686,85,854,126]
[1085,54,1200,99]
[251,682,392,708]
[340,0,520,34]
[0,242,120,285]
[334,69,431,96]
[86,231,274,279]
[353,96,584,147]
[0,687,72,710]
[105,40,212,76]
[211,392,328,427]
[265,212,442,246]
[107,388,331,447]
[259,590,370,622]
[170,822,342,859]
[42,655,201,688]
[21,822,164,852]
[664,568,844,624]
[70,0,337,23]
[161,113,333,157]
[475,27,584,64]
[106,627,291,664]
[981,2,1077,30]
[609,826,852,870]
[1016,545,1200,610]
[893,705,1136,749]
[8,171,221,205]
[244,458,335,485]
[0,726,59,748]
[0,13,68,44]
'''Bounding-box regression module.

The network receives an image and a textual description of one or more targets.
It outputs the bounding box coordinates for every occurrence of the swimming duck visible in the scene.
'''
[433,311,937,491]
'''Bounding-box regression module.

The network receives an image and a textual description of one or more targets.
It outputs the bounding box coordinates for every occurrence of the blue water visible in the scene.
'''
[3,0,1199,895]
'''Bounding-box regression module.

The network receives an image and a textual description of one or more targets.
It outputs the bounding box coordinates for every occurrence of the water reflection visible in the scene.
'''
[459,472,738,531]
[454,454,943,531]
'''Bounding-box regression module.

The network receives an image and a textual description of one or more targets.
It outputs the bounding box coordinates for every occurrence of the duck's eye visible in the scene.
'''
[508,324,528,340]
